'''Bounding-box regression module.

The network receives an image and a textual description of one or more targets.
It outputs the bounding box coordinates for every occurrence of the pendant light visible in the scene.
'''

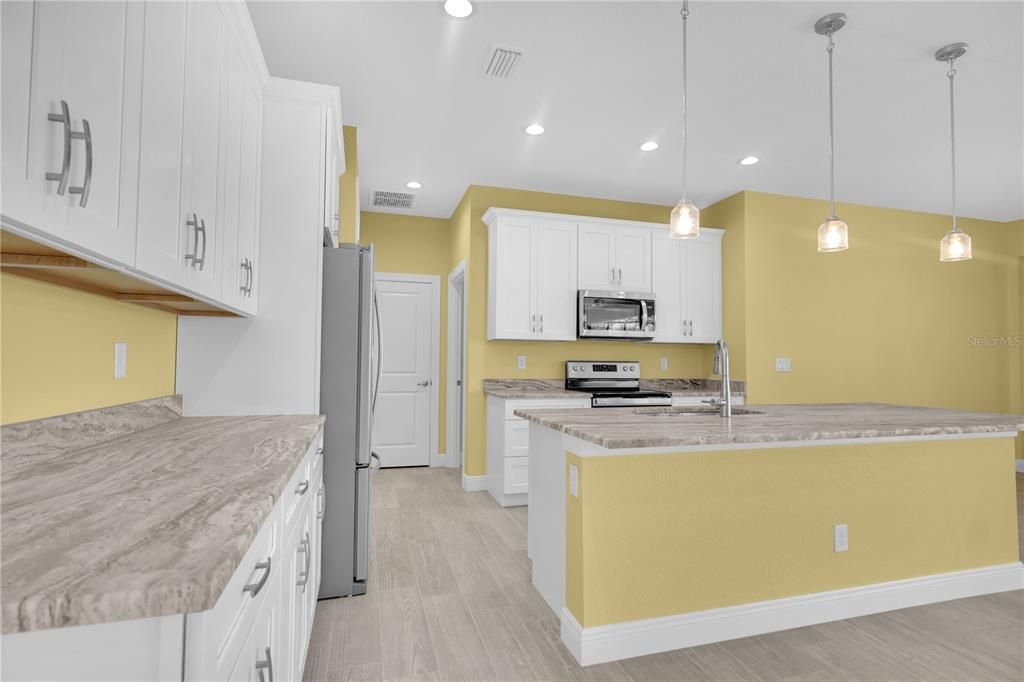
[669,1,699,239]
[814,13,849,253]
[936,42,972,262]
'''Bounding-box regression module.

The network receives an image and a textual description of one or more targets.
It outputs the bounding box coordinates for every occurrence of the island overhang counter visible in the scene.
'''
[515,403,1024,667]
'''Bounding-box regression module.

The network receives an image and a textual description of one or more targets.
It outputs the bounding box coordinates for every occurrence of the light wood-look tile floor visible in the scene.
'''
[304,469,1024,681]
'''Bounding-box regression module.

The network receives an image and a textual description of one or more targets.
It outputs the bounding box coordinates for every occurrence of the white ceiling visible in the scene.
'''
[248,1,1024,222]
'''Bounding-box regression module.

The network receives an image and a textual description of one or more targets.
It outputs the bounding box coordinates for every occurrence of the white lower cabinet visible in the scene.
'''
[187,428,322,682]
[485,395,590,506]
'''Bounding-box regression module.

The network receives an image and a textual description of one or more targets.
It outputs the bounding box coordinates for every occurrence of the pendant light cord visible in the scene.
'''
[680,1,689,201]
[947,60,958,232]
[826,31,837,219]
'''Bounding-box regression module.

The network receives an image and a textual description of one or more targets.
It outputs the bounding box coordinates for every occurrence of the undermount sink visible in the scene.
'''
[628,406,765,417]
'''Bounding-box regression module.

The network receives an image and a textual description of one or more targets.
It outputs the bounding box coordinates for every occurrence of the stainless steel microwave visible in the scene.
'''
[577,290,656,340]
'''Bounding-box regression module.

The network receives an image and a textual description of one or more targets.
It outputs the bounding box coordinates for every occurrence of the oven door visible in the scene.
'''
[578,290,656,339]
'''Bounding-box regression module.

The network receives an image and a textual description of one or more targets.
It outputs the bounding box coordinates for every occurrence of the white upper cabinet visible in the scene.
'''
[485,210,578,341]
[577,223,616,290]
[134,0,189,286]
[2,1,142,265]
[577,222,651,291]
[534,218,578,340]
[652,229,723,343]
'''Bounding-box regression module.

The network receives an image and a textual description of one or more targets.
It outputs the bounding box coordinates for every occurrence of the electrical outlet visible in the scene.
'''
[516,355,527,370]
[114,342,127,379]
[834,523,848,552]
[569,464,579,497]
[660,357,669,371]
[775,357,791,373]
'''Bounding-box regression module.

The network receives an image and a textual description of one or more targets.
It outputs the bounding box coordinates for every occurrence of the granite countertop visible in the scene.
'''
[513,402,1024,450]
[483,378,746,400]
[1,406,325,634]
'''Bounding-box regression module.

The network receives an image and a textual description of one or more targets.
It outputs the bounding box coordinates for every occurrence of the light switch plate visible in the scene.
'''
[775,357,791,373]
[569,464,579,497]
[114,342,127,379]
[517,355,527,370]
[660,357,669,371]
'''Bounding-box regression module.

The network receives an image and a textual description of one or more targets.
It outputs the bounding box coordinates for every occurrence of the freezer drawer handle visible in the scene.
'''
[242,558,271,596]
[295,480,310,495]
[256,647,273,682]
[370,452,381,469]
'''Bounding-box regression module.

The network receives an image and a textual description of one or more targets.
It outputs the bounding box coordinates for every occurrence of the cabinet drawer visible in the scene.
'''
[503,398,589,419]
[505,420,530,458]
[503,457,529,495]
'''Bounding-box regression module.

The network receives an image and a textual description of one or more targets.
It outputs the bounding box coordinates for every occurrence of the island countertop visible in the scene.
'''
[513,402,1024,450]
[483,378,746,400]
[1,412,325,635]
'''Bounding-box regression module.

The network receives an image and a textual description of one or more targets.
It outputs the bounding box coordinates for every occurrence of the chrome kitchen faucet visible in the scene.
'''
[703,339,732,417]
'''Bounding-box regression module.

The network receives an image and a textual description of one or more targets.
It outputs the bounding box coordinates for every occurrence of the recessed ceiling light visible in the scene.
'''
[444,0,473,19]
[406,181,423,190]
[738,155,760,166]
[525,123,545,136]
[640,141,659,152]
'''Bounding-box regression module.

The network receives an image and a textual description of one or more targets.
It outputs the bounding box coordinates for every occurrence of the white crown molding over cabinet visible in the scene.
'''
[0,0,298,318]
[483,207,723,344]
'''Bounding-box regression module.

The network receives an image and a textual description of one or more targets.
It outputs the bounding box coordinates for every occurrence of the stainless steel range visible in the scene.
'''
[565,361,672,407]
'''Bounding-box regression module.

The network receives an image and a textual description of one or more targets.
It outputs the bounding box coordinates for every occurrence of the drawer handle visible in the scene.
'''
[297,532,312,591]
[256,646,273,682]
[242,558,271,596]
[45,100,72,195]
[295,480,309,495]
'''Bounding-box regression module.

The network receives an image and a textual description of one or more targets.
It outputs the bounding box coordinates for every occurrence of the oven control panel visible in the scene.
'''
[565,360,640,379]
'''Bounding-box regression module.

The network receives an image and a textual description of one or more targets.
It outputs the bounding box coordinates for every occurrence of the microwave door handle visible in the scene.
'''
[640,300,649,331]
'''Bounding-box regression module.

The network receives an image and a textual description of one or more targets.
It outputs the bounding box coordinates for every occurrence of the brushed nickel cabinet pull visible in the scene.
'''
[185,214,200,266]
[295,480,309,495]
[196,218,207,270]
[297,533,311,591]
[242,557,271,596]
[68,119,92,207]
[45,100,72,195]
[256,647,273,682]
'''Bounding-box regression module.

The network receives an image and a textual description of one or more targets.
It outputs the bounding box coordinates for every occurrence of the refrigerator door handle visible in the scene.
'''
[370,451,381,469]
[372,286,383,416]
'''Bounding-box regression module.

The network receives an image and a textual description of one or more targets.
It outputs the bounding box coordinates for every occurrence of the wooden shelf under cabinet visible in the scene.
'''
[0,231,235,316]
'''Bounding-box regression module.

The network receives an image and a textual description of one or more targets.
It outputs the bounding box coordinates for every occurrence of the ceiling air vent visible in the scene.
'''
[483,44,523,79]
[371,190,415,210]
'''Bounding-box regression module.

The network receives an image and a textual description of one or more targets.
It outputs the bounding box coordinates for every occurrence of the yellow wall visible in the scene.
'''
[0,274,178,425]
[702,191,747,380]
[338,125,359,244]
[706,192,1022,416]
[359,211,451,457]
[459,186,717,476]
[565,437,1019,627]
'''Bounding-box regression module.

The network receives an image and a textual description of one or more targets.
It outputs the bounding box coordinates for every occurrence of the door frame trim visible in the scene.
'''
[446,260,468,471]
[375,272,441,468]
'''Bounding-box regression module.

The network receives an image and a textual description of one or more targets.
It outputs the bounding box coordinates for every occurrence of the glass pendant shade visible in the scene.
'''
[817,217,849,252]
[939,228,972,262]
[669,199,700,239]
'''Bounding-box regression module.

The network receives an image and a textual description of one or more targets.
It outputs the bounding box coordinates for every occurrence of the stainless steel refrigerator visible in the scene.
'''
[319,243,380,598]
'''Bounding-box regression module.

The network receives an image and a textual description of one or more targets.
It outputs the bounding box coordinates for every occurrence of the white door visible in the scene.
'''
[651,232,684,343]
[372,278,435,467]
[490,217,536,339]
[684,234,723,343]
[10,1,139,264]
[135,0,189,286]
[535,219,578,340]
[577,222,616,290]
[179,0,224,298]
[615,226,653,292]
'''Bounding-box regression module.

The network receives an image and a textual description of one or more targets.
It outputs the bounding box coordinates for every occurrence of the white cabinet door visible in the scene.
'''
[1,0,37,223]
[684,233,722,343]
[179,0,224,299]
[577,222,615,290]
[488,217,537,339]
[10,1,139,264]
[134,0,189,286]
[615,226,652,292]
[535,219,578,340]
[651,232,684,343]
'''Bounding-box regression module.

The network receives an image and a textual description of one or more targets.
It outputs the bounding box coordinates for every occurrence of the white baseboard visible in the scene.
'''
[1016,459,1024,474]
[561,562,1024,667]
[461,473,487,492]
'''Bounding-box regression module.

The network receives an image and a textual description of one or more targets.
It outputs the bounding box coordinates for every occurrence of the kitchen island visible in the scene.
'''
[515,403,1024,666]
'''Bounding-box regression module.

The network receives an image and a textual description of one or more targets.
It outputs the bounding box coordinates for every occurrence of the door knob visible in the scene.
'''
[417,379,431,387]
